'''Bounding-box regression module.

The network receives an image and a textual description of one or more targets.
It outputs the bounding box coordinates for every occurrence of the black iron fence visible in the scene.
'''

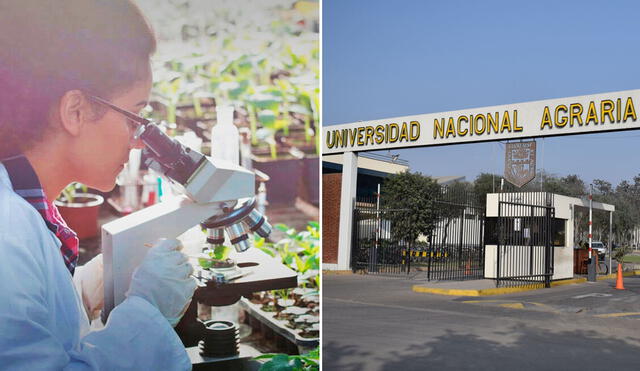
[493,192,555,288]
[351,187,485,280]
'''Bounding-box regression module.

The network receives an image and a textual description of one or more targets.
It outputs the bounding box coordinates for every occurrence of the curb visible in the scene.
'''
[413,270,640,296]
[412,277,587,297]
[596,269,640,281]
[322,270,354,275]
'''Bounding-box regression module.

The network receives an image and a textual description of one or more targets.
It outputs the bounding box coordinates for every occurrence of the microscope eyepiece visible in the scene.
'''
[139,123,205,186]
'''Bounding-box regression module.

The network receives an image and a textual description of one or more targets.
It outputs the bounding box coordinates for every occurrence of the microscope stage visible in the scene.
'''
[191,248,298,305]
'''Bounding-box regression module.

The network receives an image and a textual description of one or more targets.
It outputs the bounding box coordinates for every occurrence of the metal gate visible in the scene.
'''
[494,192,555,288]
[351,186,485,280]
[352,204,412,275]
[424,187,485,281]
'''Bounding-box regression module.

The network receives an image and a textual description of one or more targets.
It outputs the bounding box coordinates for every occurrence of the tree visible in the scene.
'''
[381,171,440,248]
[473,172,517,204]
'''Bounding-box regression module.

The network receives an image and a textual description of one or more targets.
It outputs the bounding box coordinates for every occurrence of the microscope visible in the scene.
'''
[100,121,298,366]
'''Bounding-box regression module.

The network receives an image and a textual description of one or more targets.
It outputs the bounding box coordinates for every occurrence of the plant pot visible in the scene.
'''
[299,156,318,206]
[252,152,302,206]
[54,193,104,239]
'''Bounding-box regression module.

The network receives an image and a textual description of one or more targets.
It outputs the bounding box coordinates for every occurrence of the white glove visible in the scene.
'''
[126,238,197,326]
[73,254,104,321]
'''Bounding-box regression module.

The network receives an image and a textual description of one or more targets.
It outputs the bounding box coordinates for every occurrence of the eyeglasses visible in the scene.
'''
[87,95,151,138]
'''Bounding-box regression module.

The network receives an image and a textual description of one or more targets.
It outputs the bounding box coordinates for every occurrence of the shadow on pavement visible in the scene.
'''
[322,342,374,371]
[325,324,640,371]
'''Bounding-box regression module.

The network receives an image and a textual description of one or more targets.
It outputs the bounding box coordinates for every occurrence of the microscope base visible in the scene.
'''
[188,343,262,371]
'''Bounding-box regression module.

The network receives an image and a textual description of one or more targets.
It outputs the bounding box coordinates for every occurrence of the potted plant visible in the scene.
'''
[54,183,104,239]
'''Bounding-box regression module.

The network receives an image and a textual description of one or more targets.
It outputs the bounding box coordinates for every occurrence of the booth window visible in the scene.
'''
[484,217,566,247]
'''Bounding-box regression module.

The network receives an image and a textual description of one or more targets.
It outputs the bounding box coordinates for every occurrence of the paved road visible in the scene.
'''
[323,274,640,371]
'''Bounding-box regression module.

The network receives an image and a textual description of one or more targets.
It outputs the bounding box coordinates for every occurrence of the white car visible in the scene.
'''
[591,241,607,257]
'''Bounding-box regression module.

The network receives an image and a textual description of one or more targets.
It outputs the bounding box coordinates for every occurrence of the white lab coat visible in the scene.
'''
[0,164,190,370]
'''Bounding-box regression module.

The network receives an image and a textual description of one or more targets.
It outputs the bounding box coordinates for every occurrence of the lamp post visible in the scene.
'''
[587,184,596,282]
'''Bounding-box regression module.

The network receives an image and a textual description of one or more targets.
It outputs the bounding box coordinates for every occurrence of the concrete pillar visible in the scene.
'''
[337,152,358,270]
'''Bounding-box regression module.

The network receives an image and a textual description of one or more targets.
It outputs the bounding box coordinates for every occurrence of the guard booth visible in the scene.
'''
[484,192,615,287]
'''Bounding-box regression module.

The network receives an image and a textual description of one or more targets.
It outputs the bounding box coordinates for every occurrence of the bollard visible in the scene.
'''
[587,257,597,282]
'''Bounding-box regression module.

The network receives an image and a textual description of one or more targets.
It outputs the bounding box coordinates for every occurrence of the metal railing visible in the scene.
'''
[351,187,485,280]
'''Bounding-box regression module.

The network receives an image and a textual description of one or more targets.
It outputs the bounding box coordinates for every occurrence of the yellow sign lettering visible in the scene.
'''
[410,121,420,140]
[555,105,568,127]
[540,106,552,129]
[474,114,486,135]
[569,103,583,126]
[500,110,512,133]
[624,97,637,121]
[445,117,456,138]
[457,116,468,136]
[601,100,614,124]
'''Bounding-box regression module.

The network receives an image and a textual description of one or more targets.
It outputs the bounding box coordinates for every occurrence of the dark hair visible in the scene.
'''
[0,0,156,158]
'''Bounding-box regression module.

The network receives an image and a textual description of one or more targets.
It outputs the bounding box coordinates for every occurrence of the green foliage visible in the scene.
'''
[255,222,320,289]
[255,346,319,371]
[198,245,231,269]
[613,245,632,264]
[473,171,586,205]
[381,171,440,246]
[212,245,230,260]
[472,171,640,248]
[145,1,319,157]
[58,182,89,204]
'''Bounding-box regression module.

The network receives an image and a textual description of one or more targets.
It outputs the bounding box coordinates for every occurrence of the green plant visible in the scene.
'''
[256,222,319,286]
[613,245,632,264]
[197,245,232,269]
[254,222,319,312]
[255,346,319,371]
[58,182,88,204]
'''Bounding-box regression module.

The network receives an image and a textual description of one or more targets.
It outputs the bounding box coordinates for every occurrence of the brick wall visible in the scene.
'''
[322,173,342,264]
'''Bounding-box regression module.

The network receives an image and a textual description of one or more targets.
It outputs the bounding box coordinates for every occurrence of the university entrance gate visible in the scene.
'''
[351,186,485,280]
[325,89,635,281]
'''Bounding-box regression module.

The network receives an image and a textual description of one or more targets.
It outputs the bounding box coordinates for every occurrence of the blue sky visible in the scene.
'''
[323,0,640,188]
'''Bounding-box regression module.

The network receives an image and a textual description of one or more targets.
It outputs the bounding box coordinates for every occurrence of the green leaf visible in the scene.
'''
[248,92,282,111]
[294,255,307,273]
[305,255,319,271]
[212,245,230,260]
[282,251,294,267]
[258,110,277,126]
[258,354,302,371]
[198,257,213,270]
[257,246,276,258]
[228,79,250,100]
[288,103,311,116]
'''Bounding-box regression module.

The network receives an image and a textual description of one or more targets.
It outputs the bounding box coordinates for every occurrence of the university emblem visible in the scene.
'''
[504,141,536,187]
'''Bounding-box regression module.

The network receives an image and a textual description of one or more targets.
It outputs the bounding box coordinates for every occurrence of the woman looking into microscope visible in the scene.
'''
[0,1,195,369]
